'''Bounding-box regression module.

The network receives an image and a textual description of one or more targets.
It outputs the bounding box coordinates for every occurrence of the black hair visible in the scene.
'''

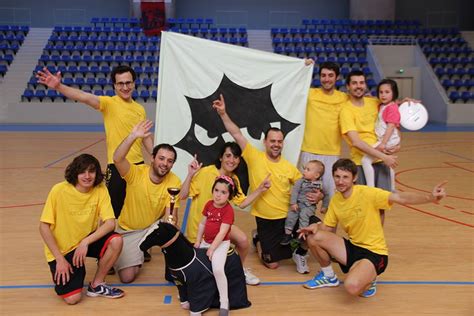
[377,78,399,101]
[319,61,340,77]
[345,69,366,84]
[152,144,177,162]
[211,176,239,200]
[64,154,104,186]
[264,127,284,139]
[110,65,137,83]
[214,142,242,169]
[332,158,358,177]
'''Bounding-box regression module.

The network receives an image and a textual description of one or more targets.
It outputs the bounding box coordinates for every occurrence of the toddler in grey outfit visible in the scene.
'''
[281,160,324,246]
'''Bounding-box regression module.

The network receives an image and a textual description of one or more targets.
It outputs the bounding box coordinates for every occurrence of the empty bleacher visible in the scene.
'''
[21,17,248,103]
[271,19,473,102]
[0,25,29,77]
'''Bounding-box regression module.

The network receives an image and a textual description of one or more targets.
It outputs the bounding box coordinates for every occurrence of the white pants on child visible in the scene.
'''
[361,141,396,191]
[200,240,230,310]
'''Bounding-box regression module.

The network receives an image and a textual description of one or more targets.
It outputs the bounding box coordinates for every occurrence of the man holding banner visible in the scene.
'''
[213,95,323,272]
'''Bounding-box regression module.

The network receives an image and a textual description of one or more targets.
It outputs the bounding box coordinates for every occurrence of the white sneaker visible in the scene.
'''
[292,251,309,274]
[243,267,260,285]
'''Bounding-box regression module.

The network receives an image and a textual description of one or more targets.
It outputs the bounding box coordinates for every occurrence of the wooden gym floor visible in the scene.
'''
[0,130,473,315]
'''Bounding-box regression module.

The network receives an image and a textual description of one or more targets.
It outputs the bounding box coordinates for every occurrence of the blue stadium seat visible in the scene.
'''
[448,91,460,102]
[22,89,34,101]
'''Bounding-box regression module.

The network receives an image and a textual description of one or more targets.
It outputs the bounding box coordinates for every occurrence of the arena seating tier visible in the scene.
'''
[22,18,247,102]
[0,25,29,77]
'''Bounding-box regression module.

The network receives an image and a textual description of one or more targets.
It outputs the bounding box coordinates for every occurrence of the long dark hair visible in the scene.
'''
[214,142,241,169]
[64,154,104,186]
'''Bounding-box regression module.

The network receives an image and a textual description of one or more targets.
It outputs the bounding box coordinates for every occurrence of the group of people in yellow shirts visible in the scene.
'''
[36,61,446,309]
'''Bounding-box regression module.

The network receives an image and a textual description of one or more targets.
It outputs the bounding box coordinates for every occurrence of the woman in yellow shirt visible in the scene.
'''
[182,142,270,285]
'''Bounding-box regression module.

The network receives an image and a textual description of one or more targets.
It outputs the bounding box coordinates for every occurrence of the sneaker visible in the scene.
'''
[292,251,309,274]
[86,283,124,299]
[280,234,293,246]
[243,267,260,285]
[144,250,152,262]
[303,271,340,289]
[360,279,377,298]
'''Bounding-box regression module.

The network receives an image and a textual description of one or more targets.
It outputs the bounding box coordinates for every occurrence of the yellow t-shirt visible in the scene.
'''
[301,88,348,155]
[118,164,182,230]
[40,181,115,262]
[185,165,246,243]
[243,143,301,219]
[339,97,380,165]
[324,185,392,255]
[99,96,146,164]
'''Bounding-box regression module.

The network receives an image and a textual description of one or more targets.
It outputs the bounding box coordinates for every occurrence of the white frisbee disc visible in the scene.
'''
[399,101,428,131]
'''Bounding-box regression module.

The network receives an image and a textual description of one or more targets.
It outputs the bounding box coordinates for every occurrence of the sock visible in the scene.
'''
[220,300,229,310]
[321,265,335,277]
[295,246,307,256]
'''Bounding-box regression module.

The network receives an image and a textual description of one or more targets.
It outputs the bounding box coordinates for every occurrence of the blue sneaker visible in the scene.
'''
[303,271,339,289]
[86,282,124,299]
[360,279,377,298]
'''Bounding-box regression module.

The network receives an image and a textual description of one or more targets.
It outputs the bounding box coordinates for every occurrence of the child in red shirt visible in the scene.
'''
[195,175,236,316]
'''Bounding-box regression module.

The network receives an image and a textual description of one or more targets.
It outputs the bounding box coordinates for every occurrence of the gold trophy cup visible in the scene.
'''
[167,187,180,225]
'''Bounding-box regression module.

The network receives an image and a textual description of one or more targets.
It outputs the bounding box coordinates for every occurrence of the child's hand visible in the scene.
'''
[206,247,214,260]
[290,204,299,212]
[193,242,200,249]
[375,143,386,152]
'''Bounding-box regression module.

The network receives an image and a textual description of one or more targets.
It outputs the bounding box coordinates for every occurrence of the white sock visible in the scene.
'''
[321,265,335,277]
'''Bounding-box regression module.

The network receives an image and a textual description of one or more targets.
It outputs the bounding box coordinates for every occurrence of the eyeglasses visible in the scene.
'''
[114,81,135,88]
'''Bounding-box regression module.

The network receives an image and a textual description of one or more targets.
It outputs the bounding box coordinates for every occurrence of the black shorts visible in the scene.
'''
[47,232,120,297]
[106,162,143,218]
[255,217,292,263]
[338,239,388,276]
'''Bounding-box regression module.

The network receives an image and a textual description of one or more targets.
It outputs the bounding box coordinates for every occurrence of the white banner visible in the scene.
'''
[155,32,313,181]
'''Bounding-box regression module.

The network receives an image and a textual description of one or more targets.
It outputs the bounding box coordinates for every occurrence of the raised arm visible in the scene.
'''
[36,67,100,109]
[346,130,398,168]
[389,181,447,205]
[212,94,248,150]
[179,154,202,200]
[142,134,154,158]
[113,120,153,177]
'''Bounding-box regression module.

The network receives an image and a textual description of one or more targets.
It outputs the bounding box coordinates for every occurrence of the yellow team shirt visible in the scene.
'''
[301,88,348,155]
[118,164,182,230]
[40,181,115,262]
[99,96,146,164]
[324,185,392,255]
[339,97,380,165]
[243,143,301,219]
[185,165,246,243]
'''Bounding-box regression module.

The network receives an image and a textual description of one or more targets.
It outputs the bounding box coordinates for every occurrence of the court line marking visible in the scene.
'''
[438,150,474,162]
[0,202,45,209]
[43,138,104,168]
[396,166,474,201]
[1,280,473,290]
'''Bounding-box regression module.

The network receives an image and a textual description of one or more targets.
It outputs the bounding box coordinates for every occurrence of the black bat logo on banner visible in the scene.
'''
[175,74,299,191]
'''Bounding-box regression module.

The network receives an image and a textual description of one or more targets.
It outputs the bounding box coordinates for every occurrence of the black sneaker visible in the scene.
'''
[86,283,124,299]
[280,234,293,246]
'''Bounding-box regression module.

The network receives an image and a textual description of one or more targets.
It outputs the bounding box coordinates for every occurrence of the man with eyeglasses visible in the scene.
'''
[37,66,153,223]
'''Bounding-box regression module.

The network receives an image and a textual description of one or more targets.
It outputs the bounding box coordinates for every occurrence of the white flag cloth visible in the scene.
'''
[155,31,313,180]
